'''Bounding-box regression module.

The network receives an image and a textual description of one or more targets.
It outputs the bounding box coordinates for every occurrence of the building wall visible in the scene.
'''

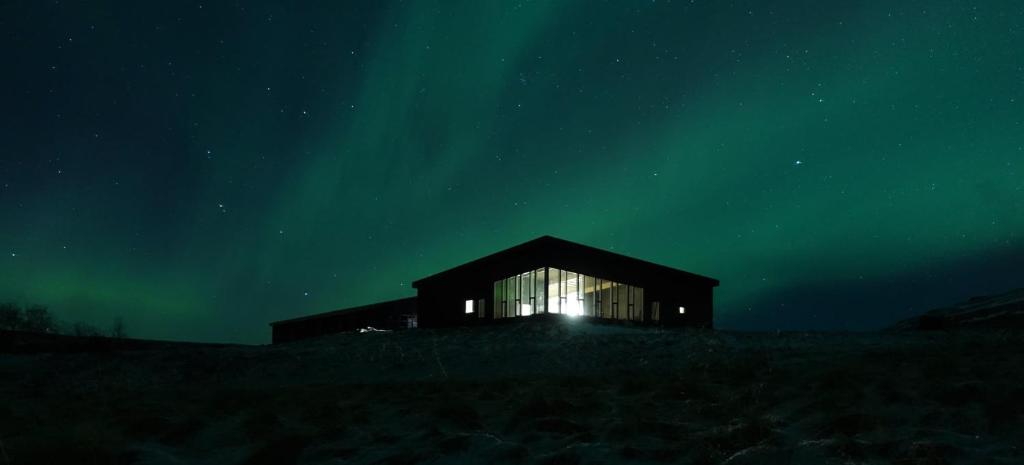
[275,238,718,340]
[657,284,713,328]
[417,282,491,328]
[271,297,417,343]
[417,267,715,329]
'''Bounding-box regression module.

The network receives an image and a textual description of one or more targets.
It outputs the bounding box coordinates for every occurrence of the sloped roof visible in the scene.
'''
[412,235,719,288]
[269,296,416,326]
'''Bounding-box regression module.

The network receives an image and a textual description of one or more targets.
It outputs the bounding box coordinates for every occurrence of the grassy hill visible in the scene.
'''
[891,288,1024,331]
[1,318,1022,464]
[0,330,237,354]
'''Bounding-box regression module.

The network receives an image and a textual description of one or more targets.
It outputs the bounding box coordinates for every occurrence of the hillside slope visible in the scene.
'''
[1,319,1022,464]
[891,287,1024,330]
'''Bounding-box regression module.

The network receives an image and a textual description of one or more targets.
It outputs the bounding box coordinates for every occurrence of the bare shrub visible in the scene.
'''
[72,322,103,337]
[22,304,56,333]
[110,316,127,339]
[0,302,24,330]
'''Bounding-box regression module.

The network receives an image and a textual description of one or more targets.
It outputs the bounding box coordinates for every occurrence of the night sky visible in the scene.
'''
[3,1,1022,343]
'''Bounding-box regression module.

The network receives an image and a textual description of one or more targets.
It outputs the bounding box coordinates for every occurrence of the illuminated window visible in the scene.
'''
[465,299,474,314]
[679,306,686,314]
[493,268,643,321]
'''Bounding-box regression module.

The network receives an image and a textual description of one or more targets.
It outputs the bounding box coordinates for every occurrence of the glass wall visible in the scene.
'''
[494,267,644,322]
[494,268,545,318]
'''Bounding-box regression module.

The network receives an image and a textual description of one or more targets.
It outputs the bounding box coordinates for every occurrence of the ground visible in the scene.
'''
[1,319,1022,464]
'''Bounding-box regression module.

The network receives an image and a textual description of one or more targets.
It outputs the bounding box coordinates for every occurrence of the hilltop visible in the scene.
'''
[891,287,1024,331]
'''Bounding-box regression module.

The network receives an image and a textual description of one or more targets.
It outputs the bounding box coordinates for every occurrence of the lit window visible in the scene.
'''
[465,300,474,314]
[679,306,686,314]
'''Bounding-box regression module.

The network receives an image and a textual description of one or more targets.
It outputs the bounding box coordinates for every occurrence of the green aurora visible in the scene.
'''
[2,1,1022,343]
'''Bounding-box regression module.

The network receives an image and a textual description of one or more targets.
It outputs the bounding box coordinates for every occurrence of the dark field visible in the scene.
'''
[2,320,1022,464]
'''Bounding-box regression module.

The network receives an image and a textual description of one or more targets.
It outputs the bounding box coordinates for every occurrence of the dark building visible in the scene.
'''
[270,236,719,343]
[270,298,417,344]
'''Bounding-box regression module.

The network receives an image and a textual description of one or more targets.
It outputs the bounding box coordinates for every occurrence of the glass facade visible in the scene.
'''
[494,268,545,318]
[494,267,644,322]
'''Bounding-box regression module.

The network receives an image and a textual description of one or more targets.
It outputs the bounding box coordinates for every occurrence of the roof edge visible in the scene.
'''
[412,235,719,287]
[269,296,416,326]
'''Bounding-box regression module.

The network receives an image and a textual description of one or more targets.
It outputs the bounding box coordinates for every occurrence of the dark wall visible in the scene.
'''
[657,284,713,328]
[417,282,492,328]
[271,297,417,343]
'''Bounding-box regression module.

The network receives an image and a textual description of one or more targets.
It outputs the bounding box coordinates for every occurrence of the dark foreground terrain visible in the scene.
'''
[2,320,1022,465]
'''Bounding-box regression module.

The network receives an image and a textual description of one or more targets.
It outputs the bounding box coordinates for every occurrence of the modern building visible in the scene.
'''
[270,236,719,343]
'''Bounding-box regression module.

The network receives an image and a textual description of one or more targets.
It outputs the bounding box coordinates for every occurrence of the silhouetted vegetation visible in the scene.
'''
[110,316,127,339]
[0,301,126,338]
[23,304,57,333]
[0,302,56,333]
[0,301,22,330]
[71,321,103,337]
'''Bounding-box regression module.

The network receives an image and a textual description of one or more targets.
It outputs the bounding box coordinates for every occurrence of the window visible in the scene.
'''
[546,268,644,322]
[493,269,545,319]
[494,280,505,318]
[465,299,474,314]
[547,267,561,314]
[599,279,611,318]
[493,268,644,322]
[679,306,686,314]
[565,271,582,316]
[583,275,596,317]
